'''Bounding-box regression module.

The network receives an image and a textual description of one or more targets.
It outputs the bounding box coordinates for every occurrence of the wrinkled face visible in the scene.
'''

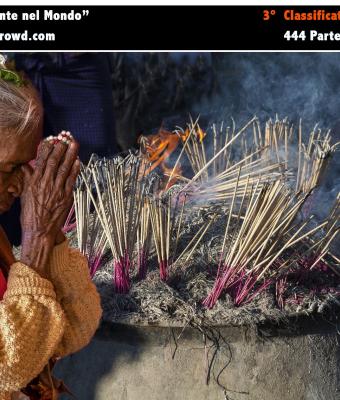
[0,128,41,214]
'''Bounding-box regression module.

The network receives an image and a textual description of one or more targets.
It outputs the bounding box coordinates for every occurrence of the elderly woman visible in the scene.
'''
[0,64,102,399]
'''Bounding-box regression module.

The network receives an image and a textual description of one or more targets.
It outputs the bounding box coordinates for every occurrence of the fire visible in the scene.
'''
[139,125,208,190]
[196,126,206,143]
[179,126,206,143]
[139,126,208,189]
[140,128,181,178]
[180,128,190,143]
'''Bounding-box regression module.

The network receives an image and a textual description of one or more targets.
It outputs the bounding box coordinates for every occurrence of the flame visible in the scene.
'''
[180,128,190,143]
[196,126,206,143]
[179,126,206,144]
[139,126,206,189]
[140,129,181,176]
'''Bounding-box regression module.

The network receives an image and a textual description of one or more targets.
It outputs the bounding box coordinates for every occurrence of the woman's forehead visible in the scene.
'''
[0,132,40,164]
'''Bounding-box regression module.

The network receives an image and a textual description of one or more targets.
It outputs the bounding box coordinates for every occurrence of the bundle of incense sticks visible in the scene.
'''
[190,157,289,203]
[148,188,216,281]
[174,116,259,188]
[173,117,338,205]
[297,194,340,272]
[295,128,338,194]
[257,118,339,194]
[139,116,338,208]
[137,200,152,280]
[74,163,107,278]
[203,179,333,308]
[176,120,208,182]
[76,153,214,285]
[148,193,176,281]
[174,117,291,205]
[80,153,150,293]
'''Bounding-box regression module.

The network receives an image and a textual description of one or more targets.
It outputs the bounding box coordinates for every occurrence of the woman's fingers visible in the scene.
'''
[21,134,79,231]
[41,140,69,186]
[64,159,80,199]
[54,141,79,189]
[31,140,54,183]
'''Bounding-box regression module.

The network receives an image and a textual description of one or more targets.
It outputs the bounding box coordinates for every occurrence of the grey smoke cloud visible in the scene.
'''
[186,53,339,224]
[110,52,340,253]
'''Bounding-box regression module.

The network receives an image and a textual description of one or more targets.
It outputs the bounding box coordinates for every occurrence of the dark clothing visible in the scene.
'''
[15,52,117,161]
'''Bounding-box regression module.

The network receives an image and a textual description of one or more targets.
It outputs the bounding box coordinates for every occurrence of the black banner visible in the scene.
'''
[1,6,340,49]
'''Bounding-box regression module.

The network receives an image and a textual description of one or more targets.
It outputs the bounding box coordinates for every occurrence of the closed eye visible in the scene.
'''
[0,164,21,174]
[0,169,12,175]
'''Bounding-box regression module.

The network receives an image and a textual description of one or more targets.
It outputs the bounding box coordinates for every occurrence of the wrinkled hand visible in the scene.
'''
[20,138,80,277]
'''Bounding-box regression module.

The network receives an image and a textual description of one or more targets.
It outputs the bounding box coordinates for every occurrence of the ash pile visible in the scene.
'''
[66,116,340,327]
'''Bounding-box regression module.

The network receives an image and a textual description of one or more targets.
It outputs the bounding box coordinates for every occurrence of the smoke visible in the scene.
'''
[115,52,339,236]
[181,53,340,226]
[191,53,340,125]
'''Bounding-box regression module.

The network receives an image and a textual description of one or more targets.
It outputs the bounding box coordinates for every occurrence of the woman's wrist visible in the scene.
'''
[20,231,54,279]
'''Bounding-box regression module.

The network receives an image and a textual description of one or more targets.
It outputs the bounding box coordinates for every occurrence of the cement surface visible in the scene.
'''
[55,318,340,400]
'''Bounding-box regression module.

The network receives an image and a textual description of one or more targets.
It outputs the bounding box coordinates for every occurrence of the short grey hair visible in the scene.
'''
[0,78,43,136]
